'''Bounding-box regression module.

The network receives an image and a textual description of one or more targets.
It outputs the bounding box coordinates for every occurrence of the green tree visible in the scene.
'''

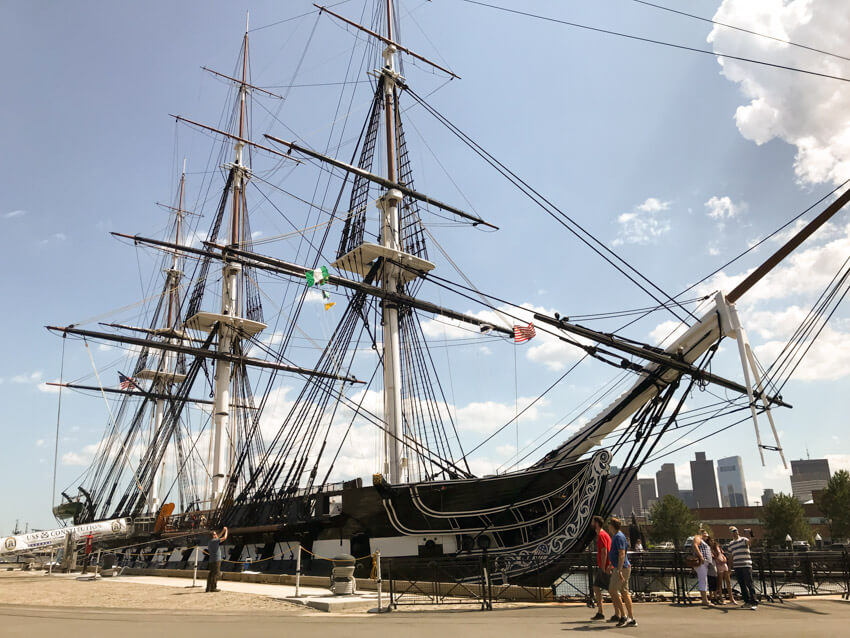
[761,493,812,546]
[648,495,698,546]
[818,470,850,541]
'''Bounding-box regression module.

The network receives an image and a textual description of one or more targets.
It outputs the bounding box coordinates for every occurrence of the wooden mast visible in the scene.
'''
[379,0,406,483]
[210,15,252,505]
[147,161,187,513]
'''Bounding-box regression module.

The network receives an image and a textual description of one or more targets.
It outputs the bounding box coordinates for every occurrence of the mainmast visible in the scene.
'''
[379,0,405,483]
[212,19,248,505]
[186,16,267,506]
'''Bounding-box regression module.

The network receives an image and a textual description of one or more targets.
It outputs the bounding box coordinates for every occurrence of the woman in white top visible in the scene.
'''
[692,530,715,607]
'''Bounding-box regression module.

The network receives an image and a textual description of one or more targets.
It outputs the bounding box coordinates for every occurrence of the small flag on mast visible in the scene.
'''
[513,322,536,344]
[305,266,329,287]
[118,372,138,390]
[322,289,335,311]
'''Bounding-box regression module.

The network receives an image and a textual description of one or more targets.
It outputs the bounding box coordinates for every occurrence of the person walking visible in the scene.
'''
[589,515,612,621]
[205,526,228,593]
[727,526,757,610]
[692,529,715,607]
[710,537,736,605]
[607,517,637,627]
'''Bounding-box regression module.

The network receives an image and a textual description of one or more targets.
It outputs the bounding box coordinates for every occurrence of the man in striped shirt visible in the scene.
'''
[726,526,757,609]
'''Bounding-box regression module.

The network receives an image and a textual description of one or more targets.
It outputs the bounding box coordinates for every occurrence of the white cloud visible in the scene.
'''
[12,371,42,384]
[697,222,850,304]
[35,439,45,447]
[755,325,850,382]
[37,380,61,393]
[692,222,850,382]
[455,396,548,433]
[704,196,744,227]
[613,197,672,246]
[710,0,850,186]
[637,197,670,213]
[675,462,692,490]
[4,209,26,219]
[61,451,89,466]
[421,301,588,371]
[826,454,850,473]
[525,337,586,371]
[648,320,688,345]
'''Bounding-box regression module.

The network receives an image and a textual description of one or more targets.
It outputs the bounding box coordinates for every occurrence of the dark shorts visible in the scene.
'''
[593,570,611,589]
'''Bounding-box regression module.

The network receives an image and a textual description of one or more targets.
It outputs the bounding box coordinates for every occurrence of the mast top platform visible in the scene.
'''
[333,242,435,285]
[135,369,188,385]
[185,311,267,337]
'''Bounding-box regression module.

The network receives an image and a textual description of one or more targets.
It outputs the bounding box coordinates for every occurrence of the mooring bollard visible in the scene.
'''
[295,543,302,597]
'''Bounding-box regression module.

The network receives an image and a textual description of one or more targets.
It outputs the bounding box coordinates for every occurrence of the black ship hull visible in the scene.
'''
[122,450,610,586]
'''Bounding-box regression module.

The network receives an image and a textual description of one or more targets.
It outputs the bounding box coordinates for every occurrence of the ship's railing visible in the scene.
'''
[383,549,850,609]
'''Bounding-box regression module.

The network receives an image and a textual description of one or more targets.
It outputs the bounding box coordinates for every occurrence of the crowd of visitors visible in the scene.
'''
[588,518,762,626]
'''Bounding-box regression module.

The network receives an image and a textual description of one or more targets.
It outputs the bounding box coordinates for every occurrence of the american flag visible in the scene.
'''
[513,322,536,344]
[118,372,138,390]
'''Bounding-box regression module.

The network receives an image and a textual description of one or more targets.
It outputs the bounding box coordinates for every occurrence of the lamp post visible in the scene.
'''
[785,534,793,551]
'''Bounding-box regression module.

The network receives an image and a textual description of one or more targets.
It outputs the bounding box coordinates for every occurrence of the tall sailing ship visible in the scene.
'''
[41,2,849,583]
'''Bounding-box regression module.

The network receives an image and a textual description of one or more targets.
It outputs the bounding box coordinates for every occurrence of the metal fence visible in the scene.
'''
[384,549,850,609]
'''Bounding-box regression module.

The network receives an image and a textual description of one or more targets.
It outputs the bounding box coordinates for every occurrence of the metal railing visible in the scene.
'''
[384,549,850,609]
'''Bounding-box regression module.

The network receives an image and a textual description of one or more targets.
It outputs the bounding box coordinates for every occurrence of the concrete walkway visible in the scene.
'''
[111,573,381,611]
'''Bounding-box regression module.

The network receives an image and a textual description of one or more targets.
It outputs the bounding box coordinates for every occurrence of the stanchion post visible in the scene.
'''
[48,548,54,576]
[192,546,199,587]
[376,550,383,611]
[295,543,302,597]
[388,558,396,609]
[95,549,101,577]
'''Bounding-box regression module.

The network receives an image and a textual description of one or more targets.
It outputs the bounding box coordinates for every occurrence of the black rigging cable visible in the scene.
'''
[629,0,850,63]
[459,0,850,83]
[403,85,698,324]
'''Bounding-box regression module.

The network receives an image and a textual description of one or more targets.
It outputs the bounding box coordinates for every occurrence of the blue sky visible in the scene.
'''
[1,0,848,533]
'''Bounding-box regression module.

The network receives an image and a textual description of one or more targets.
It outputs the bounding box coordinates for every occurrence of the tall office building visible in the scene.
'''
[608,467,642,518]
[790,459,831,502]
[690,452,720,509]
[680,489,697,509]
[761,489,775,506]
[637,478,657,514]
[717,456,748,507]
[656,463,680,499]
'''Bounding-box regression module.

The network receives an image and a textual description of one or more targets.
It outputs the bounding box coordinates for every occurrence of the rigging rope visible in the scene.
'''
[51,335,67,523]
[460,0,850,84]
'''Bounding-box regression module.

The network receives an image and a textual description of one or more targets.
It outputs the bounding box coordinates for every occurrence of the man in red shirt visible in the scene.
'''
[590,515,612,621]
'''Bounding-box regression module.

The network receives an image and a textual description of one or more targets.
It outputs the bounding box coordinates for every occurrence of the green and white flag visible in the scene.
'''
[305,266,329,287]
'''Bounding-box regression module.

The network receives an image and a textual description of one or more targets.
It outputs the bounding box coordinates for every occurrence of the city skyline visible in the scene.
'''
[640,452,833,508]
